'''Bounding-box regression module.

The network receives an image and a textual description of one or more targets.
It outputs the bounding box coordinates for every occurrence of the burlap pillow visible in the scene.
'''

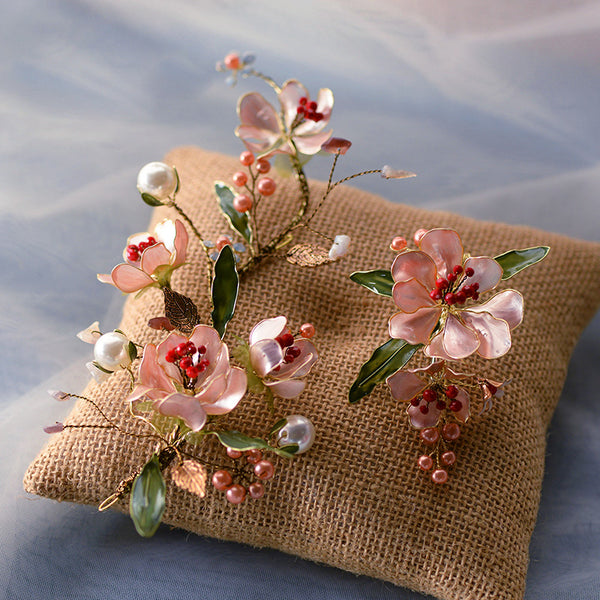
[24,146,600,600]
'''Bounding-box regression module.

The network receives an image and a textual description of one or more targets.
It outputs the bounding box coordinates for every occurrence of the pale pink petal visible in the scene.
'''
[468,290,524,329]
[249,316,287,345]
[423,332,453,360]
[97,273,114,285]
[294,129,333,155]
[407,399,442,428]
[462,257,502,294]
[388,306,441,344]
[454,388,471,422]
[140,242,171,275]
[266,379,306,399]
[250,339,284,378]
[190,325,224,362]
[238,92,280,133]
[419,229,464,279]
[154,393,207,432]
[127,384,158,403]
[316,87,334,118]
[460,310,512,359]
[411,361,444,377]
[193,372,228,403]
[391,251,437,289]
[202,367,247,414]
[278,80,310,129]
[172,219,188,266]
[137,344,177,396]
[236,124,282,154]
[157,332,188,381]
[127,231,152,248]
[386,370,427,402]
[392,279,436,313]
[442,314,480,360]
[110,264,154,293]
[273,340,317,379]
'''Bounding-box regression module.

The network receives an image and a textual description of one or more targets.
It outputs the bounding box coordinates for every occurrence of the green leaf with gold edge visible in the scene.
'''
[269,418,288,437]
[214,181,252,243]
[210,430,269,451]
[274,444,299,458]
[350,269,394,297]
[211,245,239,338]
[127,341,138,362]
[494,246,550,280]
[140,192,164,207]
[349,338,421,404]
[173,166,180,194]
[129,455,166,538]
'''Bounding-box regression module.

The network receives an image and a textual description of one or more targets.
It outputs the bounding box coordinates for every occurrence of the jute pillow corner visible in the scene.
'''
[24,146,600,600]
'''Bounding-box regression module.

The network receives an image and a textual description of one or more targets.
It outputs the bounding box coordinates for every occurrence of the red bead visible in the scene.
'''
[240,151,254,166]
[449,400,463,412]
[441,451,456,466]
[299,323,315,338]
[147,236,156,245]
[442,422,461,441]
[186,342,196,354]
[410,397,420,407]
[286,346,301,359]
[233,194,253,213]
[276,333,294,348]
[447,272,457,283]
[465,267,475,277]
[256,159,271,174]
[420,428,440,445]
[436,400,447,410]
[232,171,248,187]
[309,101,317,110]
[419,405,429,414]
[444,293,456,305]
[429,289,442,301]
[226,447,243,459]
[431,469,448,484]
[472,291,480,301]
[313,113,324,122]
[197,345,206,355]
[453,265,463,275]
[246,449,262,464]
[472,282,479,291]
[254,460,275,480]
[226,484,246,504]
[212,469,232,491]
[418,455,433,471]
[127,244,138,252]
[179,357,192,369]
[224,53,240,70]
[436,278,448,290]
[455,291,466,304]
[445,385,458,399]
[248,482,265,499]
[423,389,437,403]
[186,366,199,379]
[175,343,188,356]
[165,350,177,363]
[296,106,306,116]
[299,97,307,105]
[257,177,276,196]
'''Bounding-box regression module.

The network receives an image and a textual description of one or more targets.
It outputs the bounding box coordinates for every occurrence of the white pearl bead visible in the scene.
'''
[329,234,351,260]
[137,162,177,200]
[277,415,315,454]
[93,332,131,371]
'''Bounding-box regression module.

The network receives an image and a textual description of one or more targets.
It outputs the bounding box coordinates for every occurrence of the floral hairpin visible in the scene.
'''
[42,53,414,537]
[349,228,549,484]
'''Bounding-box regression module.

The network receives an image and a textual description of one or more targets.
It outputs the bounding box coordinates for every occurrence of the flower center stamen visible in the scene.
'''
[126,236,158,263]
[165,341,209,389]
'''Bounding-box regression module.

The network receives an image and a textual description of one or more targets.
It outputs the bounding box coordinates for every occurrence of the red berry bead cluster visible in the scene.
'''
[296,97,324,122]
[232,152,275,213]
[409,385,463,415]
[428,264,480,305]
[165,342,208,388]
[417,422,461,485]
[125,236,157,263]
[211,447,275,504]
[275,331,302,365]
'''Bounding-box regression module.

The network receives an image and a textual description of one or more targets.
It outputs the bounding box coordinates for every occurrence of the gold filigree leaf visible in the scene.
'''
[286,244,332,267]
[171,460,207,498]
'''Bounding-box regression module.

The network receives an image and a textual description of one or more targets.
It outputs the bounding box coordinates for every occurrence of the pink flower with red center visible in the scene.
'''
[236,80,334,157]
[97,219,188,293]
[127,325,247,432]
[387,361,471,428]
[248,316,318,399]
[388,228,524,360]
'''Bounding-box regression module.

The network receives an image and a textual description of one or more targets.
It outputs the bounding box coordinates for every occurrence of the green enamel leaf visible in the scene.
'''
[273,444,299,458]
[269,418,288,437]
[140,192,164,207]
[210,430,269,451]
[494,246,550,280]
[215,181,252,243]
[129,455,166,538]
[349,338,421,404]
[127,341,138,362]
[350,270,394,297]
[173,166,180,195]
[211,245,239,338]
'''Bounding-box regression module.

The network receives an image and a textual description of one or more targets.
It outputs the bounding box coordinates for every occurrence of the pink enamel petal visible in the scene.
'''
[267,379,306,399]
[391,251,437,289]
[279,80,310,129]
[407,399,442,428]
[461,311,512,359]
[454,388,471,422]
[386,370,427,402]
[172,219,188,266]
[200,346,230,385]
[203,367,247,414]
[238,92,280,133]
[442,314,480,360]
[236,125,281,154]
[274,340,317,379]
[249,316,287,345]
[127,384,157,403]
[190,325,223,361]
[250,339,284,378]
[138,344,177,395]
[419,229,464,279]
[110,264,154,293]
[97,273,115,286]
[140,242,171,275]
[194,372,228,404]
[468,290,524,329]
[392,279,436,313]
[316,87,334,117]
[157,332,188,381]
[388,306,441,345]
[293,129,333,155]
[154,393,207,432]
[423,332,453,360]
[462,257,502,294]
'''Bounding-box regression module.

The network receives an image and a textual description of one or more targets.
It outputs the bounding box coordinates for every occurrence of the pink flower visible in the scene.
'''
[236,80,334,157]
[127,325,247,432]
[388,228,523,360]
[387,361,471,428]
[98,219,188,293]
[248,316,318,399]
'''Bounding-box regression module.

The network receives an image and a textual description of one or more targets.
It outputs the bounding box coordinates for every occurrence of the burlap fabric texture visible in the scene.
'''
[24,147,600,600]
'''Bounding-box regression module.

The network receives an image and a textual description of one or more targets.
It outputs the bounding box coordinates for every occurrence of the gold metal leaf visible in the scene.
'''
[171,460,207,498]
[286,244,332,267]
